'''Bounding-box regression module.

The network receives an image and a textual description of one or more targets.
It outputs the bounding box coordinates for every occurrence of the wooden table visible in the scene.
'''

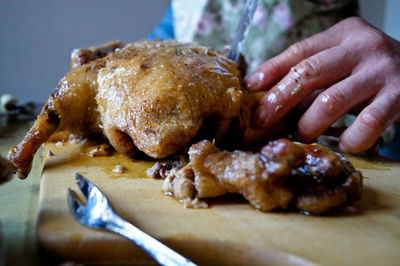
[1,117,400,265]
[0,117,42,265]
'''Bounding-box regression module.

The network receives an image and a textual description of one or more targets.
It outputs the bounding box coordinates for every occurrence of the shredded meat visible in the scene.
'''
[161,139,362,215]
[147,161,183,179]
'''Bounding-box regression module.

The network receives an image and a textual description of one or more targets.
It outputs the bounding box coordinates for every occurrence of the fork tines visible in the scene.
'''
[75,173,93,198]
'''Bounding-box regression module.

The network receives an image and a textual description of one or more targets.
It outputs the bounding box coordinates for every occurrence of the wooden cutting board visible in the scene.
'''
[36,142,400,265]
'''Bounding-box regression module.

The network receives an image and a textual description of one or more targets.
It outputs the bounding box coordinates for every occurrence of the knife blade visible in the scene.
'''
[227,0,259,62]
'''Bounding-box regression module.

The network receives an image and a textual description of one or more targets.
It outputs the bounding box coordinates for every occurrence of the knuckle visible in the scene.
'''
[286,42,306,60]
[342,17,390,52]
[265,58,282,76]
[316,91,345,117]
[361,29,390,52]
[344,17,367,29]
[371,32,388,50]
[379,53,400,74]
[359,110,386,131]
[295,57,321,79]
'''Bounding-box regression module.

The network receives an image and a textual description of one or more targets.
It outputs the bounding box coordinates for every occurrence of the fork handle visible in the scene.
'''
[105,214,196,266]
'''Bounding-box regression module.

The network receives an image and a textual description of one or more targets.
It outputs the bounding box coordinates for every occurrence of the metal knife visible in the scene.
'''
[227,0,259,62]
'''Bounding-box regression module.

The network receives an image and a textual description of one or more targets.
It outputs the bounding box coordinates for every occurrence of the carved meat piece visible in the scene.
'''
[162,139,363,215]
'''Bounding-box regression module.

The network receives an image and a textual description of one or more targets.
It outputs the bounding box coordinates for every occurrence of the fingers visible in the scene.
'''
[296,71,380,141]
[245,25,343,91]
[295,88,324,113]
[244,16,400,154]
[253,45,356,128]
[339,90,400,153]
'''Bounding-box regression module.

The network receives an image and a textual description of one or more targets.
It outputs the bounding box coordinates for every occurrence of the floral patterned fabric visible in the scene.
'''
[172,0,358,73]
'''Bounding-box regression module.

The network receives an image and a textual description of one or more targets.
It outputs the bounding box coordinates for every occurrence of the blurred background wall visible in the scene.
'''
[0,0,399,103]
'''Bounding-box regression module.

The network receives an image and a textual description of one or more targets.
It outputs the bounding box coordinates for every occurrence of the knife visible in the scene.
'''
[227,0,259,62]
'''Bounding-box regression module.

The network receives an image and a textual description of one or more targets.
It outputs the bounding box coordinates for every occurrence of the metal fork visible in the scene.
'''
[67,173,196,266]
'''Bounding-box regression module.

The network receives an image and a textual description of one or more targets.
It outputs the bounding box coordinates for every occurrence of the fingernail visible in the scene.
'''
[245,72,265,90]
[253,104,269,128]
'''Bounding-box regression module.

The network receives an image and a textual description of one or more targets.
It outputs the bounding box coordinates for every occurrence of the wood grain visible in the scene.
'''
[37,143,400,265]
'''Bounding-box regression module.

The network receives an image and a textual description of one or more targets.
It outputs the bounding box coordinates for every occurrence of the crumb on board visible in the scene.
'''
[68,134,87,144]
[181,198,208,209]
[55,141,64,147]
[86,144,112,157]
[112,164,126,173]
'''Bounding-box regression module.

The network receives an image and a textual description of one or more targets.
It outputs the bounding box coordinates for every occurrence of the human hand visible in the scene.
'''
[246,17,400,153]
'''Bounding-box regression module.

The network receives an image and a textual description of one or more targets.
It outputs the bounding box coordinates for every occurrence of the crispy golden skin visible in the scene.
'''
[8,40,244,178]
[96,41,243,158]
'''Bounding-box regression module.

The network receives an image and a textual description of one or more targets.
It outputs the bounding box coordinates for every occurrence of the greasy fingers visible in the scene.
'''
[245,25,341,91]
[296,71,380,141]
[253,45,354,128]
[339,90,400,153]
[245,17,373,92]
[246,16,400,153]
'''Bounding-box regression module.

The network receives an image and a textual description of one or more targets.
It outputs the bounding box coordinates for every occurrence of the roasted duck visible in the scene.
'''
[9,40,251,178]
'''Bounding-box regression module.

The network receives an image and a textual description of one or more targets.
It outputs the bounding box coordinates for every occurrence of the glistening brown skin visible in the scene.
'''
[260,139,362,214]
[164,139,362,215]
[8,55,105,178]
[246,17,400,153]
[8,105,60,178]
[8,40,246,178]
